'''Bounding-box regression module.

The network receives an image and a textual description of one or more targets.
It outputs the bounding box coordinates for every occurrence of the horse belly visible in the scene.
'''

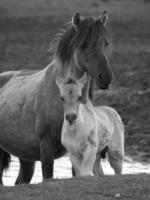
[0,131,40,161]
[0,98,40,161]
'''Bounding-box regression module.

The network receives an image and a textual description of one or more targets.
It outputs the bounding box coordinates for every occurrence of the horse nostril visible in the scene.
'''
[65,113,77,125]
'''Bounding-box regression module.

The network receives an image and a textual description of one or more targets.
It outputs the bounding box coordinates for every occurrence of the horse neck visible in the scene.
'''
[42,61,61,105]
[77,102,94,123]
[82,75,94,104]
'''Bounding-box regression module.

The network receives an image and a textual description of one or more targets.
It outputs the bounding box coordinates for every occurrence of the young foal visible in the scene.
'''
[57,74,124,177]
[56,73,99,177]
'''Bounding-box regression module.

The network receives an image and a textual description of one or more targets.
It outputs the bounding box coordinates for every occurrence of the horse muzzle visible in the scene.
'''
[65,113,77,126]
[98,71,113,90]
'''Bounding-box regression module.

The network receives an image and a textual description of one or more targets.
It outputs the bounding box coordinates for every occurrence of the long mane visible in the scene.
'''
[53,16,110,64]
[52,15,111,102]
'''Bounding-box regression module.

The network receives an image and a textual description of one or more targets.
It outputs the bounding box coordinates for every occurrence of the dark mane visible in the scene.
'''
[55,17,110,64]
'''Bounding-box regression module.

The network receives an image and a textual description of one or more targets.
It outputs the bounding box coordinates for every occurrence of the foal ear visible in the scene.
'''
[72,12,82,31]
[99,11,108,26]
[78,73,87,87]
[56,76,64,89]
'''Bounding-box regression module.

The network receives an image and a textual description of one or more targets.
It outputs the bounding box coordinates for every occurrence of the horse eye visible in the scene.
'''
[60,96,64,102]
[78,96,82,102]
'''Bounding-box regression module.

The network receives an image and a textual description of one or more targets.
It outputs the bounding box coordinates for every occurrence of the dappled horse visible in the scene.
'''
[0,11,113,184]
[56,74,124,177]
[56,73,99,177]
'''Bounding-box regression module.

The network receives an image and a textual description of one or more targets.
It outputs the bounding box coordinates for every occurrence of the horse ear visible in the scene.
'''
[72,12,82,31]
[78,73,87,87]
[56,76,64,89]
[99,11,108,26]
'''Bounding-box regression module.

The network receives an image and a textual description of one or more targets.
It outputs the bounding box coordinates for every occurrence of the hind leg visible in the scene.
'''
[107,148,123,174]
[15,159,35,185]
[93,152,104,176]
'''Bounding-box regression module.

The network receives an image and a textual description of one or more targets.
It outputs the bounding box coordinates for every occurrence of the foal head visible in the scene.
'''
[56,73,87,126]
[55,11,113,90]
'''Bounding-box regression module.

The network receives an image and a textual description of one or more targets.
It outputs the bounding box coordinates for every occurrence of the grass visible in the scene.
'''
[0,174,150,200]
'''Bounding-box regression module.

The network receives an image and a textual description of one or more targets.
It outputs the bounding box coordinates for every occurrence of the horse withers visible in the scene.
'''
[56,74,124,177]
[0,11,113,185]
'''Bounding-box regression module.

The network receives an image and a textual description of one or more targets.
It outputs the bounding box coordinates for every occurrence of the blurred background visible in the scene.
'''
[0,0,150,164]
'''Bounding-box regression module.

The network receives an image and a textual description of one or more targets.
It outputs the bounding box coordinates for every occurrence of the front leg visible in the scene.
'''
[40,136,54,180]
[93,152,104,176]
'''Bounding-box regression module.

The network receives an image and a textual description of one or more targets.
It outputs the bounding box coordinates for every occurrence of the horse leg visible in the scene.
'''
[79,144,97,176]
[40,137,54,180]
[93,152,104,176]
[72,166,76,177]
[107,148,124,174]
[0,148,11,185]
[15,159,35,185]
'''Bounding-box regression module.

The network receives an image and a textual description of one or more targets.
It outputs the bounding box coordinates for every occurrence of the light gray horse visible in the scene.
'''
[0,11,113,185]
[56,74,124,177]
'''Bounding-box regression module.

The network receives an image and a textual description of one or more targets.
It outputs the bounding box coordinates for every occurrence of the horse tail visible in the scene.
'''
[1,149,11,171]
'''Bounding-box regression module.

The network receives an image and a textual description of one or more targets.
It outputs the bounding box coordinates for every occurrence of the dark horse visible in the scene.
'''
[0,11,113,185]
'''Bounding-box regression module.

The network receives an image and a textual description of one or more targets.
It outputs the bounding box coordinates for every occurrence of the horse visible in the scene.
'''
[0,11,113,185]
[56,73,124,177]
[56,73,99,177]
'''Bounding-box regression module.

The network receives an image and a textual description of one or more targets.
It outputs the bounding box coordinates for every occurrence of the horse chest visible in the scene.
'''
[61,123,97,158]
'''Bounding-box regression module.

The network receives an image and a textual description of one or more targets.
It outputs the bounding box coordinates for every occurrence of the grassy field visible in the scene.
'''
[0,174,150,200]
[0,0,150,198]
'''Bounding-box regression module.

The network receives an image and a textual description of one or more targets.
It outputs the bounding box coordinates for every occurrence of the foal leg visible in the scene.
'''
[15,159,35,185]
[107,148,124,175]
[40,136,54,180]
[80,144,97,176]
[93,152,104,176]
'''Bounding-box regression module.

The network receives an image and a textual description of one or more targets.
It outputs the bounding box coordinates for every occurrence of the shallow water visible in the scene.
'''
[3,156,150,186]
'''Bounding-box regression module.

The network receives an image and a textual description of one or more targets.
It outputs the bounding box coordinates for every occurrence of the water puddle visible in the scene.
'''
[3,156,150,186]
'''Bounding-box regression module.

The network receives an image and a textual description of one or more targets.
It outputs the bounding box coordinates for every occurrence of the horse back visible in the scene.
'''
[94,106,124,131]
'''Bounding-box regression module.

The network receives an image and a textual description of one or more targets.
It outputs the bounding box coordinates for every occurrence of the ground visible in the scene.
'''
[0,175,150,200]
[0,0,150,198]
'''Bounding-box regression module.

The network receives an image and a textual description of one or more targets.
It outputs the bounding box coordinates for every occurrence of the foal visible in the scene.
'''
[56,73,99,177]
[56,74,125,177]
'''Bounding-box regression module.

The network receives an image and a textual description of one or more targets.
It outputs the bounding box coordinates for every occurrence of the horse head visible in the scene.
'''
[56,73,87,126]
[55,11,113,91]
